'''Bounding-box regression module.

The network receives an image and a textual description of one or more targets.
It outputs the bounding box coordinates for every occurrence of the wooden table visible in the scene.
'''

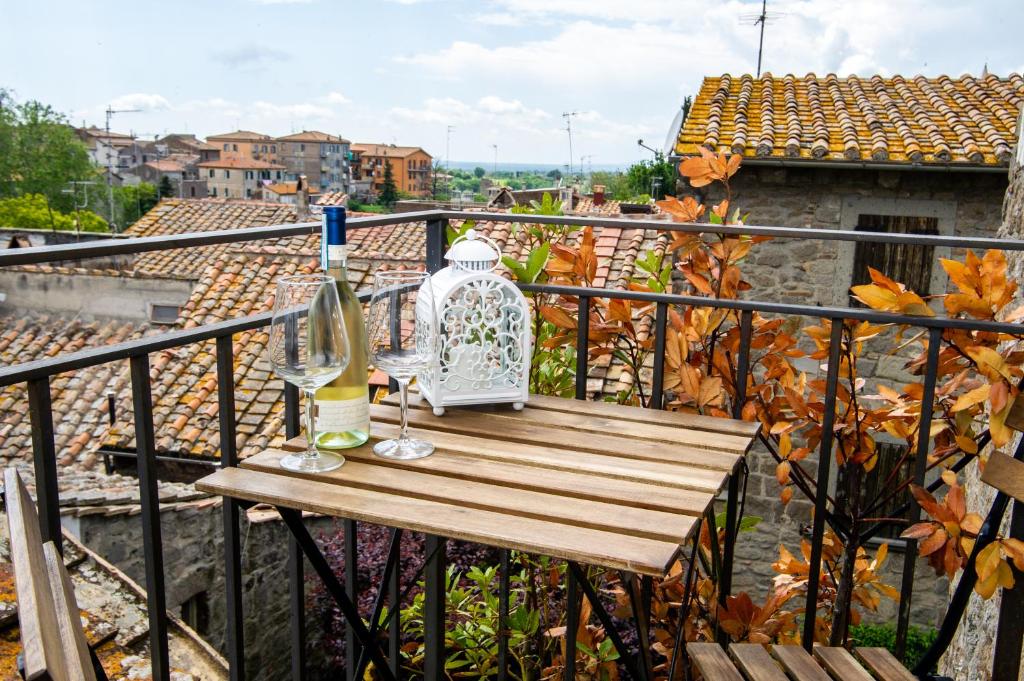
[197,394,759,679]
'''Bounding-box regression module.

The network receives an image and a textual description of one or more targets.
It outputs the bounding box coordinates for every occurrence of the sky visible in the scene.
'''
[2,0,1022,167]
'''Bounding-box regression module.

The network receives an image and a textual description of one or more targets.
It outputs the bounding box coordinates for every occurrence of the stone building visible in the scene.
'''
[276,130,351,194]
[671,71,1023,627]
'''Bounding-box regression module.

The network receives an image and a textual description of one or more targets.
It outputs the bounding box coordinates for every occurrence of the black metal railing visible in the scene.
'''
[1,209,1022,680]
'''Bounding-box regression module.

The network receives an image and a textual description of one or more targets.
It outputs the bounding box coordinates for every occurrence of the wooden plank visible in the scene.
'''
[43,542,96,681]
[813,646,874,681]
[369,403,742,471]
[728,643,790,681]
[281,433,714,515]
[196,467,682,575]
[244,448,696,543]
[4,468,71,681]
[386,391,762,438]
[1005,397,1024,432]
[853,648,918,681]
[394,393,757,453]
[688,642,744,681]
[285,422,732,495]
[770,645,832,681]
[981,450,1024,503]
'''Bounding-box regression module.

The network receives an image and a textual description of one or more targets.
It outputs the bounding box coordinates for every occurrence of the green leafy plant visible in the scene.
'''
[849,624,937,671]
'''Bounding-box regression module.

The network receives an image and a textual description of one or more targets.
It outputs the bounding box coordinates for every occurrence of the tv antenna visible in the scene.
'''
[740,0,784,76]
[492,143,498,174]
[61,180,96,235]
[562,111,582,179]
[104,105,141,230]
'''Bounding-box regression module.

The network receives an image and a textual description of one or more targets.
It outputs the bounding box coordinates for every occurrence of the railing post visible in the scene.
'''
[649,302,668,410]
[801,318,844,650]
[129,354,171,681]
[26,377,61,550]
[426,216,448,274]
[285,384,307,681]
[217,336,245,681]
[895,327,942,658]
[733,310,753,420]
[575,296,591,400]
[993,497,1024,680]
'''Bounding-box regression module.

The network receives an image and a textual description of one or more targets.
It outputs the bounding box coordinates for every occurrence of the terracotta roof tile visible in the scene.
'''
[678,72,1022,166]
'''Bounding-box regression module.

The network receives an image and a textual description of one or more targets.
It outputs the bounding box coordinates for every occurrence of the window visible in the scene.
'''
[245,171,253,180]
[180,592,210,637]
[225,188,230,197]
[271,145,276,153]
[223,143,229,151]
[276,171,282,180]
[149,303,182,324]
[225,170,231,179]
[232,144,238,152]
[208,169,215,178]
[189,186,195,197]
[211,187,217,197]
[262,145,268,152]
[300,144,305,152]
[246,188,252,198]
[851,214,939,301]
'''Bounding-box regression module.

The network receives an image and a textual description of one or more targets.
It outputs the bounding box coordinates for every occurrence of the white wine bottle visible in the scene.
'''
[315,206,371,448]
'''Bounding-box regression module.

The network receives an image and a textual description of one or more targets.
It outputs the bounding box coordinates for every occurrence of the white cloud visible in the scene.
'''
[252,101,334,120]
[214,44,290,69]
[323,92,351,105]
[109,93,170,111]
[471,12,524,26]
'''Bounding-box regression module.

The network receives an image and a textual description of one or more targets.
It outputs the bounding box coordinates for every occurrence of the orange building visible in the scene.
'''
[350,143,433,197]
[205,130,277,163]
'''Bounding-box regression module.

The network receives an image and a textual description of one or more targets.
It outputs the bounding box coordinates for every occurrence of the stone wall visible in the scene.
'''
[941,127,1024,681]
[64,503,339,681]
[697,164,1008,629]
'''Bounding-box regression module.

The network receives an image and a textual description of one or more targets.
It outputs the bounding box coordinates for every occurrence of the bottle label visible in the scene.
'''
[327,244,347,263]
[315,396,369,431]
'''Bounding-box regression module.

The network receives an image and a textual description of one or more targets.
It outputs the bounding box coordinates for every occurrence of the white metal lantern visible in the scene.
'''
[416,229,531,416]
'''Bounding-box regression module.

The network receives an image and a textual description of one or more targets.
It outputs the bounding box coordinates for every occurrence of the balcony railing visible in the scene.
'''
[1,210,1023,680]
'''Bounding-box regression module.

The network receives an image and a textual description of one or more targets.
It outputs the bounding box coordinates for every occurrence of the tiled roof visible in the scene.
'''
[677,72,1024,166]
[205,130,271,142]
[0,314,147,471]
[277,130,349,143]
[351,143,430,158]
[264,182,321,196]
[316,191,349,206]
[197,158,286,169]
[124,199,300,279]
[144,159,187,172]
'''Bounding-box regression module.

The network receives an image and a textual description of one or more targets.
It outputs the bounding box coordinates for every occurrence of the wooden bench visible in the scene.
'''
[689,642,918,681]
[5,468,101,681]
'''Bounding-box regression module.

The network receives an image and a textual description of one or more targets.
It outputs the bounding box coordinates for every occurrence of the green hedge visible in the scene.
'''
[0,194,109,232]
[849,623,937,672]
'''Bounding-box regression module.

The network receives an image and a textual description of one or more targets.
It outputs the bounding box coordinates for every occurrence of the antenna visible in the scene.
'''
[446,125,454,199]
[562,111,581,179]
[104,105,141,231]
[61,180,96,235]
[739,0,784,76]
[492,143,498,174]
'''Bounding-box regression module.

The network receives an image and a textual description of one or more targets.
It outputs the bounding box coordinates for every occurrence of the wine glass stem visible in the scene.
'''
[304,388,320,459]
[398,379,411,443]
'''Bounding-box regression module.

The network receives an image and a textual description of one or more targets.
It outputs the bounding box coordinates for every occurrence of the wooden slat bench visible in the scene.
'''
[689,642,919,680]
[5,468,100,681]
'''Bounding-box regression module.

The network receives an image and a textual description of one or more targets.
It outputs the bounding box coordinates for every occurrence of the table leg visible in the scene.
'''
[345,519,360,680]
[277,508,397,681]
[424,535,447,681]
[668,516,703,681]
[566,562,644,680]
[565,565,578,681]
[621,571,654,681]
[288,537,306,681]
[353,528,403,680]
[497,548,511,681]
[388,532,402,677]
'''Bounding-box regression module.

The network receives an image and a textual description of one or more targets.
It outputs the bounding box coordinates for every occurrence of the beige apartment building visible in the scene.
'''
[197,158,286,200]
[205,130,278,163]
[276,131,351,194]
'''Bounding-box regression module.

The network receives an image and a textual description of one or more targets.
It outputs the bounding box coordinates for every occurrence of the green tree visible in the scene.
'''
[0,90,94,213]
[0,194,108,232]
[158,175,175,198]
[589,170,632,200]
[379,159,398,207]
[473,166,486,179]
[116,182,158,228]
[625,151,677,200]
[546,169,562,180]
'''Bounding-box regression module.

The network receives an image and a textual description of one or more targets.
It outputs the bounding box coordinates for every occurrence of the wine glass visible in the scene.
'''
[268,274,350,472]
[366,270,438,460]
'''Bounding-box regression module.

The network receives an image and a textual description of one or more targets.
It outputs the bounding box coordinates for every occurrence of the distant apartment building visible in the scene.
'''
[350,143,432,197]
[198,158,285,200]
[138,155,208,198]
[276,131,351,194]
[262,181,320,206]
[205,130,277,163]
[75,126,136,168]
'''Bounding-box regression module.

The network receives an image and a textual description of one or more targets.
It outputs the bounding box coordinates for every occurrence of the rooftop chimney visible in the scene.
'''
[296,175,310,220]
[593,184,606,206]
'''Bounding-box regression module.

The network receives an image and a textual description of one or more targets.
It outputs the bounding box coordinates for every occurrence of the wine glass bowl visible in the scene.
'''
[366,270,438,460]
[268,274,350,472]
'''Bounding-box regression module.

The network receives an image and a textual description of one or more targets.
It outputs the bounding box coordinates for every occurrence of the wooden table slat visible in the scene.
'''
[813,646,875,681]
[688,642,745,681]
[244,449,695,543]
[393,393,757,454]
[197,467,683,576]
[370,403,743,471]
[728,643,790,681]
[854,648,919,681]
[770,645,833,681]
[284,422,733,495]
